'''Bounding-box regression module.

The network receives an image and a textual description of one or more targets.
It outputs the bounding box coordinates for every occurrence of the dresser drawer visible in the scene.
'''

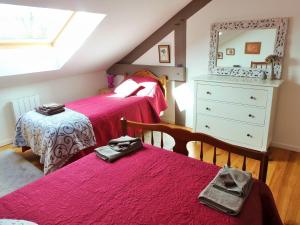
[197,84,268,107]
[195,114,264,148]
[197,99,266,125]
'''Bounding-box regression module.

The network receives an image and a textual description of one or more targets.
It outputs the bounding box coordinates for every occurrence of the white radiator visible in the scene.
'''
[11,95,40,122]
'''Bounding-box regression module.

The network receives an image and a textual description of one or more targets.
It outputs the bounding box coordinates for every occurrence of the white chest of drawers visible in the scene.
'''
[193,75,283,152]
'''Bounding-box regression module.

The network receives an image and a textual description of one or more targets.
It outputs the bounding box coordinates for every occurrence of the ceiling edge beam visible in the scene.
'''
[107,63,185,81]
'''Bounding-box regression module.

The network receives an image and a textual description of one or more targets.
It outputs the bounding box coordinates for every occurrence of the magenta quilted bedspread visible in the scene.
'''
[66,85,167,147]
[0,144,281,225]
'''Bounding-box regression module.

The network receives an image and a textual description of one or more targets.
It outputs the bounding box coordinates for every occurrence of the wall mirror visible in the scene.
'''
[208,18,288,79]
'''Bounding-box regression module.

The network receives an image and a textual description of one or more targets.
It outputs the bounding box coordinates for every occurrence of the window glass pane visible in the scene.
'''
[0,4,73,43]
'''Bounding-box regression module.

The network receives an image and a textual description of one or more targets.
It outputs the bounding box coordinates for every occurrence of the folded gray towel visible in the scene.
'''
[108,135,140,145]
[212,166,252,197]
[95,137,142,162]
[198,166,253,216]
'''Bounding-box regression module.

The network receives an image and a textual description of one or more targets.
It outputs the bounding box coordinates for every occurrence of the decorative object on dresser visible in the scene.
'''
[193,75,283,152]
[209,17,288,78]
[265,54,282,80]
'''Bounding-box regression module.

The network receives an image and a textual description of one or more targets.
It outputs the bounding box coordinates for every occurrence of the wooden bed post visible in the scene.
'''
[121,117,128,136]
[259,152,269,182]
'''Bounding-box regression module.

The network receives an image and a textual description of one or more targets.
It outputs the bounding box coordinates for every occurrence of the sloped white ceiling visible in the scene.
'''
[0,0,192,86]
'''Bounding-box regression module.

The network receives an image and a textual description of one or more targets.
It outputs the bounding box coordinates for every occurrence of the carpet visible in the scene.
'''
[0,150,43,198]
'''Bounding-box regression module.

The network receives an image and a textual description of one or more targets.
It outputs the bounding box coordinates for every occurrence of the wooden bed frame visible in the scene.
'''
[121,118,269,182]
[125,70,168,97]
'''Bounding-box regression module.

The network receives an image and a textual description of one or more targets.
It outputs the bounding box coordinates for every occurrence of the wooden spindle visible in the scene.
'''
[242,156,247,171]
[133,129,136,137]
[160,132,164,148]
[151,131,154,145]
[213,146,217,165]
[142,130,145,142]
[200,142,204,161]
[227,152,231,167]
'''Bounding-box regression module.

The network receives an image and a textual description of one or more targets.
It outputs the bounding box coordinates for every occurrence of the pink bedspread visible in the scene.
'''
[66,85,167,147]
[0,144,281,225]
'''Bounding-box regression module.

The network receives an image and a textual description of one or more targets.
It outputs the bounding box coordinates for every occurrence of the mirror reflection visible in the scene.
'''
[217,29,277,68]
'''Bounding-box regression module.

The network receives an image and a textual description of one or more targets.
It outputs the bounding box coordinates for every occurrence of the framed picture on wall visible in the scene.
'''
[158,45,170,63]
[217,52,223,59]
[245,42,261,54]
[226,48,235,55]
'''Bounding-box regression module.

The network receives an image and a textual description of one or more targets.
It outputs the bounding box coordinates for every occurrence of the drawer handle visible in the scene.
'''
[205,125,210,129]
[206,107,211,111]
[248,114,255,118]
[206,91,212,95]
[247,133,253,138]
[250,96,256,100]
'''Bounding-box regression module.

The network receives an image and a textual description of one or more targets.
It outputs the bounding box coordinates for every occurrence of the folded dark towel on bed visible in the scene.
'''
[212,166,252,197]
[36,107,65,116]
[36,102,65,116]
[198,166,253,216]
[41,103,65,110]
[108,136,140,145]
[95,136,142,162]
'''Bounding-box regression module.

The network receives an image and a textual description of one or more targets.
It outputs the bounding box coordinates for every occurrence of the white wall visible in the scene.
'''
[0,71,106,146]
[133,32,176,124]
[186,0,300,151]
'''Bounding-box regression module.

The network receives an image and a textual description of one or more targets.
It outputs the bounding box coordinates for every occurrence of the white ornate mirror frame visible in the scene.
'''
[208,17,288,79]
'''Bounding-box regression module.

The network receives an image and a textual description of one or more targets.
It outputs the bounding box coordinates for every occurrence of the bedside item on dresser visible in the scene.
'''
[193,75,283,152]
[265,55,281,80]
[209,17,288,79]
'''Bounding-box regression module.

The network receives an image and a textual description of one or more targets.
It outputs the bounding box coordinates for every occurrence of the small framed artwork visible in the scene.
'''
[245,42,261,54]
[217,52,223,59]
[226,48,235,55]
[158,45,170,63]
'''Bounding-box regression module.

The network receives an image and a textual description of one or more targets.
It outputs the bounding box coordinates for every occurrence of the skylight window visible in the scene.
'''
[0,4,106,76]
[0,4,73,44]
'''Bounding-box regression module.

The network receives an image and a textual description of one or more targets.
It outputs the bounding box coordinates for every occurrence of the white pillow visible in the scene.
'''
[114,79,140,97]
[136,82,157,97]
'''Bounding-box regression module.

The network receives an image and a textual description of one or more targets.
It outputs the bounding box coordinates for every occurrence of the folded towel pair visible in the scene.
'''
[36,107,65,116]
[41,103,65,110]
[36,103,65,116]
[198,166,253,216]
[95,136,142,162]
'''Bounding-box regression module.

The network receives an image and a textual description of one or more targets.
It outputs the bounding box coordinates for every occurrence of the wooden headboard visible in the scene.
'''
[121,118,269,182]
[126,70,168,97]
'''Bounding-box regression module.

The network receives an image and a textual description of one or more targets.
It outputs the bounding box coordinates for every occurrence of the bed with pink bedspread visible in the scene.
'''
[0,144,281,225]
[14,73,167,173]
[66,77,167,147]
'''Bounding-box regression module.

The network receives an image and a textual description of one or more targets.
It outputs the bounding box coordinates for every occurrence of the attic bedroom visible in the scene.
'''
[0,0,299,224]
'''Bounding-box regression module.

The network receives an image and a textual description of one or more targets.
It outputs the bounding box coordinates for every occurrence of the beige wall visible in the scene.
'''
[0,71,106,146]
[186,0,300,151]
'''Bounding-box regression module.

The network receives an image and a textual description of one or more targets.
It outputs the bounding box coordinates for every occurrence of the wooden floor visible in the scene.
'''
[1,142,300,225]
